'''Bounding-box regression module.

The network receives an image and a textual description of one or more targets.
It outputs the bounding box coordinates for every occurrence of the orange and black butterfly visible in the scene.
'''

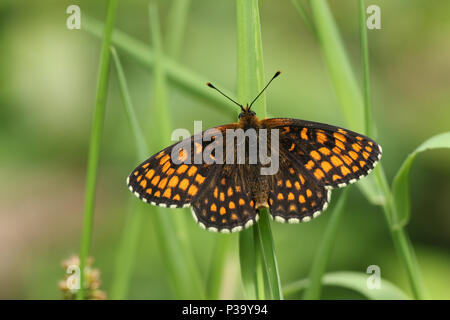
[127,72,382,233]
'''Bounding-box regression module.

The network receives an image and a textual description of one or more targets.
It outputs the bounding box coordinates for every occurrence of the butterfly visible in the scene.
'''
[127,71,382,233]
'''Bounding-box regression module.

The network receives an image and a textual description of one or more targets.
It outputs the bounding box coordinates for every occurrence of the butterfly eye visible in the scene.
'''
[238,112,244,119]
[250,111,256,116]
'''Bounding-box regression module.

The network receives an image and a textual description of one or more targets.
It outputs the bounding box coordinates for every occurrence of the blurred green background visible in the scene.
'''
[0,0,449,299]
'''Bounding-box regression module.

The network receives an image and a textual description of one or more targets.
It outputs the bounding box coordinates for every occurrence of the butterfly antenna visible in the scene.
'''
[206,82,244,111]
[249,71,281,109]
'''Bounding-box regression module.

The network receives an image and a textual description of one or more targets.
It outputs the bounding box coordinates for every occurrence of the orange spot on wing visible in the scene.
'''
[286,180,292,188]
[332,174,341,181]
[163,188,171,198]
[321,161,333,173]
[340,166,351,176]
[239,198,245,206]
[299,174,305,184]
[294,181,301,190]
[332,147,342,154]
[306,189,312,197]
[140,179,147,189]
[316,132,327,144]
[362,151,370,159]
[352,165,359,172]
[333,132,346,142]
[314,169,325,180]
[330,155,343,167]
[288,192,295,200]
[310,150,321,161]
[187,166,197,177]
[349,151,358,160]
[227,187,233,196]
[305,160,315,170]
[177,149,188,162]
[195,174,205,184]
[158,177,168,189]
[277,193,284,200]
[342,155,353,165]
[365,146,372,152]
[352,143,362,152]
[319,147,331,155]
[168,176,179,188]
[160,154,170,165]
[220,192,225,202]
[154,191,161,197]
[289,204,296,211]
[289,143,295,151]
[210,204,217,212]
[213,187,218,198]
[335,139,345,150]
[359,160,366,167]
[155,152,164,159]
[299,195,305,203]
[146,188,152,194]
[162,161,170,173]
[179,178,189,191]
[219,207,226,215]
[146,169,155,180]
[167,168,175,176]
[173,194,181,201]
[231,213,238,220]
[177,164,188,174]
[301,128,308,140]
[229,201,236,209]
[151,175,160,186]
[142,163,150,169]
[187,184,198,196]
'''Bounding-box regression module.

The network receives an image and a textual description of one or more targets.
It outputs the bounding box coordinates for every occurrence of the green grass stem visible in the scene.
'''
[302,189,349,299]
[236,0,283,300]
[77,0,118,300]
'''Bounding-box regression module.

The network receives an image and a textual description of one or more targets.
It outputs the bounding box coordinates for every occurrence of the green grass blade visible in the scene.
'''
[109,47,148,299]
[392,132,450,229]
[256,209,283,299]
[303,189,349,299]
[359,0,373,137]
[302,0,427,300]
[290,0,316,36]
[285,271,410,300]
[77,0,118,300]
[83,15,235,116]
[147,1,205,299]
[236,0,283,300]
[166,0,191,58]
[309,0,365,134]
[239,228,257,299]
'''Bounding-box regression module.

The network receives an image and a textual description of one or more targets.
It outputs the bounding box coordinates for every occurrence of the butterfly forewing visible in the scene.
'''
[127,124,236,208]
[262,118,382,189]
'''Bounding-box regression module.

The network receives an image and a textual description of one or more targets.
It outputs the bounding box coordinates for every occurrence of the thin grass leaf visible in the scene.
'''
[309,0,365,134]
[300,0,427,299]
[392,132,450,229]
[166,0,191,58]
[77,0,118,300]
[83,15,235,116]
[303,189,348,299]
[109,47,148,299]
[236,0,283,300]
[359,0,373,137]
[290,0,316,36]
[284,271,410,300]
[147,2,205,299]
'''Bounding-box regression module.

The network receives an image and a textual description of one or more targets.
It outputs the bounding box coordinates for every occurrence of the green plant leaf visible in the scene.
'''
[392,132,450,229]
[77,0,118,300]
[285,271,410,300]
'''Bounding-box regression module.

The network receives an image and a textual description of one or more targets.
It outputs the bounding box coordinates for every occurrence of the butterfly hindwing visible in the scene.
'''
[268,149,330,223]
[191,164,257,233]
[262,118,382,189]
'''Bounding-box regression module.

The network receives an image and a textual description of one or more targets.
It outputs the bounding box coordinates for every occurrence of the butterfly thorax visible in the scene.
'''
[238,106,261,129]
